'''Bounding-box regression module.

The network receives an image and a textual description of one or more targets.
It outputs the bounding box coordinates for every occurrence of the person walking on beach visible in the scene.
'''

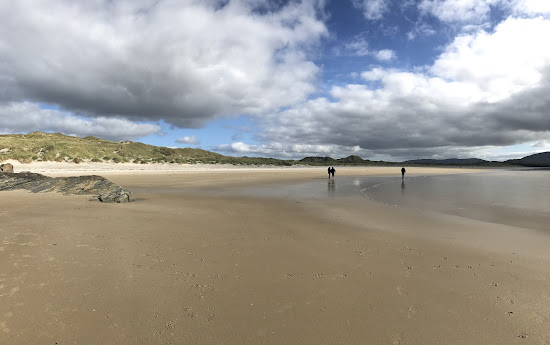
[401,166,406,179]
[331,166,335,179]
[328,167,331,178]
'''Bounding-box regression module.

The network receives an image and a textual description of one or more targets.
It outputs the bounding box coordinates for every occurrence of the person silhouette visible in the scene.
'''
[331,166,335,178]
[328,167,331,178]
[401,167,406,179]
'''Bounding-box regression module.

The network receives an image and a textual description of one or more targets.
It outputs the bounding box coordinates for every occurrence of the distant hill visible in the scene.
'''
[402,154,550,167]
[300,155,390,165]
[403,158,490,165]
[0,132,293,166]
[300,156,337,164]
[1,132,549,167]
[337,155,369,164]
[506,152,550,167]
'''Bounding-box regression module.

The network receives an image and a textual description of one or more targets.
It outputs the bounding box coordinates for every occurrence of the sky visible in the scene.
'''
[1,0,549,162]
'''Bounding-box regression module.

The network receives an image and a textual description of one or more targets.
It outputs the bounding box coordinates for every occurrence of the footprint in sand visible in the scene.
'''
[8,286,19,297]
[407,305,416,319]
[392,332,404,345]
[1,321,9,334]
[396,286,408,296]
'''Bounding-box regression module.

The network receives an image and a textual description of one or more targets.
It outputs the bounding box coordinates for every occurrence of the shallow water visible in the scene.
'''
[362,170,550,231]
[231,169,550,231]
[130,169,550,231]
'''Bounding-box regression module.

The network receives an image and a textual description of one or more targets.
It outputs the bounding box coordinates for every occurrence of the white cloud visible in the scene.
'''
[532,140,550,149]
[418,0,550,24]
[361,67,387,81]
[511,0,550,15]
[0,0,328,128]
[351,0,391,20]
[247,15,550,160]
[345,36,396,61]
[345,37,370,56]
[176,136,200,145]
[406,22,437,40]
[418,0,499,22]
[431,17,550,102]
[215,141,365,159]
[0,102,161,140]
[374,49,396,61]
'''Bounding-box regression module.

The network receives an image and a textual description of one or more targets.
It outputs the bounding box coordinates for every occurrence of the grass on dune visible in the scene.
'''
[0,132,298,166]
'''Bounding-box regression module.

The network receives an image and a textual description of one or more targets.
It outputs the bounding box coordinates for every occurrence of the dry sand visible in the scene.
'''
[1,162,549,344]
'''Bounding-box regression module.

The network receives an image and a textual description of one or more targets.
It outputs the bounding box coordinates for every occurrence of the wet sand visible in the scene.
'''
[1,165,550,344]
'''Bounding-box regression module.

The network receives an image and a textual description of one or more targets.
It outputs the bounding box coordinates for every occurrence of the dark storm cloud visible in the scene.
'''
[0,0,327,127]
[253,74,550,160]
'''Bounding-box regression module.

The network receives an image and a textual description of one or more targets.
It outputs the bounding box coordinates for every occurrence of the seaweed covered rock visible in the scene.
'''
[97,189,134,203]
[0,172,134,203]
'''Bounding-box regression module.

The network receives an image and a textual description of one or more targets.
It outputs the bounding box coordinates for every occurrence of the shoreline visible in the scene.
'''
[3,159,490,194]
[2,158,492,176]
[1,167,549,344]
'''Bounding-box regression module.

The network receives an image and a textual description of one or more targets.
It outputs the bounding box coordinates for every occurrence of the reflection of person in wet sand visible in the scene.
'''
[401,179,405,192]
[331,167,335,178]
[328,178,335,196]
[401,167,406,179]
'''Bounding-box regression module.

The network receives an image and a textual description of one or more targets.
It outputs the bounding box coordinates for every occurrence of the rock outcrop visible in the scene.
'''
[0,163,14,173]
[0,172,134,203]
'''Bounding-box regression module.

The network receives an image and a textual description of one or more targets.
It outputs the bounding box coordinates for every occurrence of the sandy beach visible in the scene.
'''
[1,162,549,344]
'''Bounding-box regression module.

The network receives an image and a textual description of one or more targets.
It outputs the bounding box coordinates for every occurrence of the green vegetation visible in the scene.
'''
[0,132,305,166]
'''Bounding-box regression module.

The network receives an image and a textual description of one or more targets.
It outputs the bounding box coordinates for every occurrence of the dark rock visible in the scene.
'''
[98,189,134,203]
[0,163,14,173]
[0,172,134,203]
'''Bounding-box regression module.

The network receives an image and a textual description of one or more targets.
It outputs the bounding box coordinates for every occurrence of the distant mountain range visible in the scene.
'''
[299,154,550,167]
[1,132,549,167]
[505,152,550,167]
[403,153,550,167]
[403,158,489,165]
[301,154,550,167]
[300,155,383,165]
